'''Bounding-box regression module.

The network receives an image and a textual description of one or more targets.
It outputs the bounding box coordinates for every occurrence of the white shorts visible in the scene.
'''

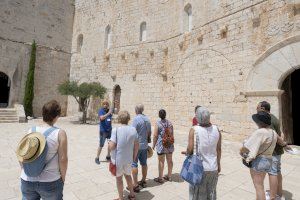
[116,163,132,177]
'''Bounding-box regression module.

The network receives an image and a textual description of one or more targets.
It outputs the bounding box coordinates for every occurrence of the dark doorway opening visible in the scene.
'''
[0,72,10,108]
[113,85,121,114]
[281,69,300,145]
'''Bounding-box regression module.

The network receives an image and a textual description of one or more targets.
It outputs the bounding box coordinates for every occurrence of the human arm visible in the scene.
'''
[243,130,264,162]
[58,129,68,183]
[217,129,222,173]
[108,128,117,151]
[186,128,195,155]
[99,108,113,121]
[152,123,159,149]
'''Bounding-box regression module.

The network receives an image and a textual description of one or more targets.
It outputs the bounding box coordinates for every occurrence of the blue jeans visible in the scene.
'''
[21,178,64,200]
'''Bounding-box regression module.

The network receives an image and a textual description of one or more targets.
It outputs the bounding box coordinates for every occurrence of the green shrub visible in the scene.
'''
[23,41,36,117]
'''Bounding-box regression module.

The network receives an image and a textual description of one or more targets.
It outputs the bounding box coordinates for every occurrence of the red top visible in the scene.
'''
[192,117,198,126]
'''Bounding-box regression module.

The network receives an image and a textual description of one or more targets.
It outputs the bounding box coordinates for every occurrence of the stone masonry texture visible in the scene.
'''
[0,0,74,116]
[68,0,300,136]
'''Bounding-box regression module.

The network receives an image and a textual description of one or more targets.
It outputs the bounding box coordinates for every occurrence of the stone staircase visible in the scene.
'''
[0,108,19,123]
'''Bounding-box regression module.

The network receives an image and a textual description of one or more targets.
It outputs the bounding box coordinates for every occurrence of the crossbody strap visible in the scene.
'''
[193,127,200,156]
[115,128,118,165]
[256,130,275,157]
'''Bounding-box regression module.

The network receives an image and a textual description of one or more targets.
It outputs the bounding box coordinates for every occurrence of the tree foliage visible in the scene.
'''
[58,81,107,123]
[23,41,36,117]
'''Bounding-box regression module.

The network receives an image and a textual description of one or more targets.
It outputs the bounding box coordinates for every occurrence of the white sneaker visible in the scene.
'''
[265,191,270,200]
[276,195,285,200]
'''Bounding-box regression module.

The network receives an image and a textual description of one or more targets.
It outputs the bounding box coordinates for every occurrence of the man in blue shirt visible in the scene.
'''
[131,104,152,191]
[95,100,113,165]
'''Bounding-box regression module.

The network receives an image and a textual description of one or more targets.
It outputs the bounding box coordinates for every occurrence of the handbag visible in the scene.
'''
[180,129,204,186]
[109,128,118,176]
[242,131,275,168]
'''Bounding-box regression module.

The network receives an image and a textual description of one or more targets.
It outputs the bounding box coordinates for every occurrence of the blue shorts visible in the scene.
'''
[268,155,281,176]
[132,149,148,168]
[251,156,272,173]
[99,131,111,147]
[21,178,64,200]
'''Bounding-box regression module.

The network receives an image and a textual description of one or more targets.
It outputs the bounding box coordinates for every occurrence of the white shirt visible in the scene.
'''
[194,125,220,171]
[20,126,61,182]
[110,126,138,167]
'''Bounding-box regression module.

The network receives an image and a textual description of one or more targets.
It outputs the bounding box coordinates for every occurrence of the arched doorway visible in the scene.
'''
[246,37,300,145]
[281,69,300,145]
[0,72,10,108]
[113,85,121,114]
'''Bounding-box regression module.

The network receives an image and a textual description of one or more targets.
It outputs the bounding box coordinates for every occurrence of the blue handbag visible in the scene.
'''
[180,131,204,186]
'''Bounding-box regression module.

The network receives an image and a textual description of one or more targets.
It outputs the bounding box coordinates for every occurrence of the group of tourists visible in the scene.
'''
[15,99,291,200]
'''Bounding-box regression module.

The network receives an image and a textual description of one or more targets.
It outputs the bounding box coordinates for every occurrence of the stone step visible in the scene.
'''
[0,119,19,123]
[0,108,19,123]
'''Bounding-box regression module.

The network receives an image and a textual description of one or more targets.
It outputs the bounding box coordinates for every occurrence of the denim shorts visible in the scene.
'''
[251,156,272,173]
[132,149,148,168]
[21,178,64,200]
[99,131,111,147]
[268,155,281,175]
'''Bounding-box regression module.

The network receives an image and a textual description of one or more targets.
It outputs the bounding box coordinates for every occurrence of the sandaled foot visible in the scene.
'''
[154,177,164,184]
[163,175,172,181]
[138,180,147,188]
[126,185,140,193]
[127,194,136,200]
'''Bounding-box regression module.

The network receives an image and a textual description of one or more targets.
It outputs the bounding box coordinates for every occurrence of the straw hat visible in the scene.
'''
[147,146,153,158]
[16,132,46,163]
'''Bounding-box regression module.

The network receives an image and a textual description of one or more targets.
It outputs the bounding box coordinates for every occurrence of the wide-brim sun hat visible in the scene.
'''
[252,111,271,126]
[16,132,46,163]
[147,146,153,158]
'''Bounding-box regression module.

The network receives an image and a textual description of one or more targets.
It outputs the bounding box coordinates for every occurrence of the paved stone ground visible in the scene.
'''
[1,118,300,200]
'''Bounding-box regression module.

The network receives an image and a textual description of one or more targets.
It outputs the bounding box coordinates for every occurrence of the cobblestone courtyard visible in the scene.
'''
[1,118,300,200]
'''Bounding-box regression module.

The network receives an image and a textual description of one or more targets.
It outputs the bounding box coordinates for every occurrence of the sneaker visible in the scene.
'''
[265,191,270,200]
[276,195,285,200]
[106,156,111,161]
[95,158,100,165]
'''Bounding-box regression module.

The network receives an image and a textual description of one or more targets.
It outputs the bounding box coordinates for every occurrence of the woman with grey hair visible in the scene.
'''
[109,111,139,200]
[185,107,222,200]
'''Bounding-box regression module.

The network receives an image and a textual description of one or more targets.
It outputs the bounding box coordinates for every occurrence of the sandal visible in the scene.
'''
[127,194,136,200]
[154,177,164,184]
[163,175,172,181]
[138,180,147,188]
[126,185,140,193]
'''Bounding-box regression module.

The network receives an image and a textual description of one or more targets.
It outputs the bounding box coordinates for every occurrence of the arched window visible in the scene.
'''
[140,22,147,42]
[105,25,112,49]
[184,4,192,32]
[77,34,83,53]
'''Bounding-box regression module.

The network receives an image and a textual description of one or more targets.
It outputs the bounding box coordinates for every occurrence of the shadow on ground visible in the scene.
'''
[283,190,293,200]
[124,190,155,200]
[146,173,184,188]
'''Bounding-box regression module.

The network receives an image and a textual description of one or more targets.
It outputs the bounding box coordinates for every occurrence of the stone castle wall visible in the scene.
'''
[69,0,300,135]
[0,0,74,116]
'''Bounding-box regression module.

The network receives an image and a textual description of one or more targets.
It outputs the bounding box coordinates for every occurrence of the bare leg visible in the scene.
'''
[125,175,135,197]
[116,176,124,200]
[96,147,102,158]
[141,165,148,182]
[166,153,173,178]
[158,155,165,179]
[107,146,111,157]
[277,173,283,197]
[269,175,278,200]
[132,167,138,187]
[250,169,267,200]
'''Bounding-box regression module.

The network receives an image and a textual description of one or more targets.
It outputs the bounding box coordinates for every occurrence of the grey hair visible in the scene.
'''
[135,104,144,114]
[196,107,211,126]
